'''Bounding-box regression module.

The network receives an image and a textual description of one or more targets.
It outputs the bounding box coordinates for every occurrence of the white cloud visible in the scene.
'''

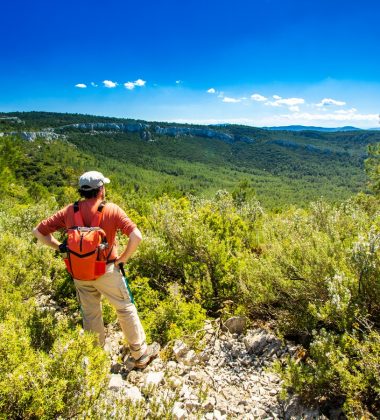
[316,98,346,107]
[124,82,135,90]
[103,80,118,88]
[270,97,305,106]
[280,110,378,123]
[124,79,146,90]
[223,96,241,103]
[90,82,98,87]
[176,80,182,84]
[334,108,357,114]
[265,96,305,110]
[75,83,87,88]
[207,88,216,94]
[134,79,146,87]
[251,93,267,102]
[217,91,225,98]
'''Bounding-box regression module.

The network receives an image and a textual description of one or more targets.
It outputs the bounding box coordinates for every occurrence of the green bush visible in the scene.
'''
[0,322,109,419]
[276,328,380,418]
[141,285,207,344]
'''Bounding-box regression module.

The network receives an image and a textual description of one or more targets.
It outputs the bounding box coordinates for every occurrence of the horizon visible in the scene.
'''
[2,110,379,130]
[1,0,380,129]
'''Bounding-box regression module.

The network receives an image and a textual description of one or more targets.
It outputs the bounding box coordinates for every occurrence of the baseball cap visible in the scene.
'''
[78,171,110,190]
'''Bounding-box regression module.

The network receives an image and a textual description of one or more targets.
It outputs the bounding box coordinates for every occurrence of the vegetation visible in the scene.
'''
[0,112,380,417]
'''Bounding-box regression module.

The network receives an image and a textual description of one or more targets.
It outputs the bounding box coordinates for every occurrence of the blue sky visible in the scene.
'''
[1,0,380,127]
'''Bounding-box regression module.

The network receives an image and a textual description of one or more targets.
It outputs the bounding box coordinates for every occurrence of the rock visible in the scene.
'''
[108,373,124,390]
[166,360,178,370]
[244,329,281,356]
[213,409,225,420]
[173,340,198,366]
[103,338,113,353]
[223,316,247,334]
[185,400,201,411]
[284,395,320,419]
[180,384,192,399]
[127,370,144,385]
[172,402,187,420]
[168,376,182,389]
[59,122,148,133]
[124,385,143,402]
[182,349,198,366]
[145,371,164,386]
[199,349,210,361]
[203,396,217,412]
[269,388,278,396]
[173,340,189,359]
[254,407,266,417]
[102,323,317,418]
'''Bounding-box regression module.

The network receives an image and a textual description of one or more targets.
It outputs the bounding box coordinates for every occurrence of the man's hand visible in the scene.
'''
[32,227,61,251]
[114,228,142,267]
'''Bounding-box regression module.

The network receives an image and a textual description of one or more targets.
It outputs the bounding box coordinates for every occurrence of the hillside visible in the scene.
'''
[2,111,380,209]
[1,111,380,417]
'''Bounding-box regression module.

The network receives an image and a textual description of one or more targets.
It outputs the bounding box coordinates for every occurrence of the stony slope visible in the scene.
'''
[103,319,322,419]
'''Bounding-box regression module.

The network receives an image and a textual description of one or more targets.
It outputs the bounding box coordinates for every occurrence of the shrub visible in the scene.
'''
[276,328,380,418]
[141,285,207,344]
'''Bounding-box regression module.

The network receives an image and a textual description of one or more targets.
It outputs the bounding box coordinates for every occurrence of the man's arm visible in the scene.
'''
[114,227,142,266]
[32,227,61,251]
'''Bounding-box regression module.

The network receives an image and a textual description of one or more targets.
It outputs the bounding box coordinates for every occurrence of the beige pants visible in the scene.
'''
[74,264,147,359]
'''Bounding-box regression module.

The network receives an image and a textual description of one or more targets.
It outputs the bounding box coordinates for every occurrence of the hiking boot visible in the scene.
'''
[126,342,160,370]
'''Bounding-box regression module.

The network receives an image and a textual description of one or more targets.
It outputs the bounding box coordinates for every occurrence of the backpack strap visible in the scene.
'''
[73,201,106,227]
[90,201,106,227]
[73,201,85,226]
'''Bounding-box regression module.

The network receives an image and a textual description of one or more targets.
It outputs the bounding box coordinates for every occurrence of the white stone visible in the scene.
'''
[182,349,198,366]
[223,316,247,334]
[173,340,189,358]
[202,396,216,411]
[244,330,269,355]
[269,388,278,396]
[185,400,201,411]
[108,373,124,390]
[168,375,182,389]
[172,402,187,420]
[166,360,177,370]
[124,385,143,402]
[180,384,192,399]
[144,371,164,386]
[213,409,225,420]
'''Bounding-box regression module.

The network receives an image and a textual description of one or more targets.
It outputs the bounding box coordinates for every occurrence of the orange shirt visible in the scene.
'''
[37,198,137,261]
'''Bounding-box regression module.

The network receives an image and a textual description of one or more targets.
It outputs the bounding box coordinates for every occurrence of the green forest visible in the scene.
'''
[1,111,380,418]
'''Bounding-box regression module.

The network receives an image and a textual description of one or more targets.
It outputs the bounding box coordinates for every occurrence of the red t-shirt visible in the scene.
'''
[37,198,137,261]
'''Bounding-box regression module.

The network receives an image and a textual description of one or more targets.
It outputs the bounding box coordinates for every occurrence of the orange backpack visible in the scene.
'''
[63,201,109,280]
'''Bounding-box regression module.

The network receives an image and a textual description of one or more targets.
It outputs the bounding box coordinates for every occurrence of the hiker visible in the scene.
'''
[32,170,159,369]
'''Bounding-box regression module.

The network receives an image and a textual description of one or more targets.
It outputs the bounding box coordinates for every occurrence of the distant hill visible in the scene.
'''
[264,125,362,132]
[1,111,380,208]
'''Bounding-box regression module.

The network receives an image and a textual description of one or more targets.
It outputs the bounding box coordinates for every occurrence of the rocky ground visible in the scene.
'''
[104,318,322,419]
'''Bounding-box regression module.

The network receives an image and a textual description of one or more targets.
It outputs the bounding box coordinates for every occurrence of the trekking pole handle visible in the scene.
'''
[118,262,126,277]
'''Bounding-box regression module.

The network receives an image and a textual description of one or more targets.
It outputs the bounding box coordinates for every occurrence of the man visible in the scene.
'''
[33,170,159,369]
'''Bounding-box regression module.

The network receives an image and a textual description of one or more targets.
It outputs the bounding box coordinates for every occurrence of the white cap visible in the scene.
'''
[78,171,110,190]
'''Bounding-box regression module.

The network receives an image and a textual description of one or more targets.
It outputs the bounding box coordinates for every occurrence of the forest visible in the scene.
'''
[1,111,380,418]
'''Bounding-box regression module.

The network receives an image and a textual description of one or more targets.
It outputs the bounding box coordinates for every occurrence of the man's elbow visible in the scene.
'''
[32,227,40,239]
[131,228,143,242]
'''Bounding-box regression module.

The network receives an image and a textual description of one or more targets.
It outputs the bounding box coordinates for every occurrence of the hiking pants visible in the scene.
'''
[74,264,147,359]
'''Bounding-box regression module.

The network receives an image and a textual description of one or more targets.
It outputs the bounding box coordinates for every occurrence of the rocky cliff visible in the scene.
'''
[55,122,256,144]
